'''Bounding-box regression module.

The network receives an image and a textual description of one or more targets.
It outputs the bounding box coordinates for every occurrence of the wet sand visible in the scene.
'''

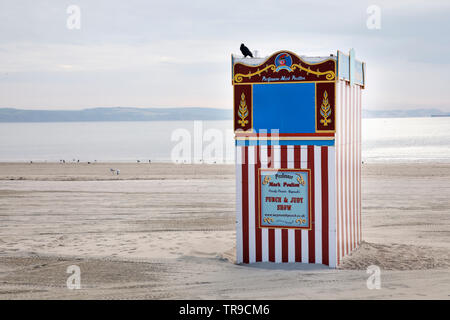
[0,162,449,299]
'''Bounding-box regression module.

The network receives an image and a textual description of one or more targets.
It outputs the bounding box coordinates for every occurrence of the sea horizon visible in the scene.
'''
[1,117,449,164]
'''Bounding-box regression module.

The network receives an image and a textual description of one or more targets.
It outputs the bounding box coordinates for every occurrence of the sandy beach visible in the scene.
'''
[0,162,449,299]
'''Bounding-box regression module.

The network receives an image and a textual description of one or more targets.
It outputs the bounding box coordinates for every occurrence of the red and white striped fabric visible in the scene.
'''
[236,145,337,267]
[235,80,362,267]
[335,79,362,265]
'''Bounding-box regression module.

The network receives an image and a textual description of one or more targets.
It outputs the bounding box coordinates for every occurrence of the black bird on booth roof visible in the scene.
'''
[240,43,253,58]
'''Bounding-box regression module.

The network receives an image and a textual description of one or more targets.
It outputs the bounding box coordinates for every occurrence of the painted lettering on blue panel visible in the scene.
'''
[259,169,311,229]
[253,83,316,134]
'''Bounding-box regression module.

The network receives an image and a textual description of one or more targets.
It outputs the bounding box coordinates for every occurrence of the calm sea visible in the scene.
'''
[0,117,449,163]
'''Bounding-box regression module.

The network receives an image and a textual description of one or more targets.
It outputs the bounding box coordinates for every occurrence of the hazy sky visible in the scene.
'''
[0,0,449,111]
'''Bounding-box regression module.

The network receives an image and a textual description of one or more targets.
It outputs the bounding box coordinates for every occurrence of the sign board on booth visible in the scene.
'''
[258,169,312,229]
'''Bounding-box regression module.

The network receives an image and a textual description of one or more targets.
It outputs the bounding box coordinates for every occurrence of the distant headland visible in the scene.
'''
[362,108,450,118]
[0,107,232,122]
[0,107,448,122]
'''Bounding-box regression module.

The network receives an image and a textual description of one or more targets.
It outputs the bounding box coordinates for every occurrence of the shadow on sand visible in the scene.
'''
[236,261,331,271]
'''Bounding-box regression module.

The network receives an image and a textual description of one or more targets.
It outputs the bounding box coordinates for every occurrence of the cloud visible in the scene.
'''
[0,0,449,110]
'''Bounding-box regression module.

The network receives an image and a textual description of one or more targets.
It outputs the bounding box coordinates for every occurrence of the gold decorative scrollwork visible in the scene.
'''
[319,91,332,126]
[262,175,271,185]
[291,64,335,80]
[234,64,276,83]
[263,217,274,224]
[233,63,335,83]
[296,174,305,186]
[237,93,249,127]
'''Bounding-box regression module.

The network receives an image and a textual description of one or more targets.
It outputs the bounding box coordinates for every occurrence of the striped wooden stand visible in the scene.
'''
[232,50,365,267]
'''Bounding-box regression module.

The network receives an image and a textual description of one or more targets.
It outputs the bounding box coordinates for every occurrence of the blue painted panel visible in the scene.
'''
[338,51,350,81]
[253,83,316,134]
[338,50,364,86]
[349,48,355,86]
[355,60,364,86]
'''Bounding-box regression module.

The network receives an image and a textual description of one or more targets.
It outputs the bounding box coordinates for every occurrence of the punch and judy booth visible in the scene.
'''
[233,50,365,267]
